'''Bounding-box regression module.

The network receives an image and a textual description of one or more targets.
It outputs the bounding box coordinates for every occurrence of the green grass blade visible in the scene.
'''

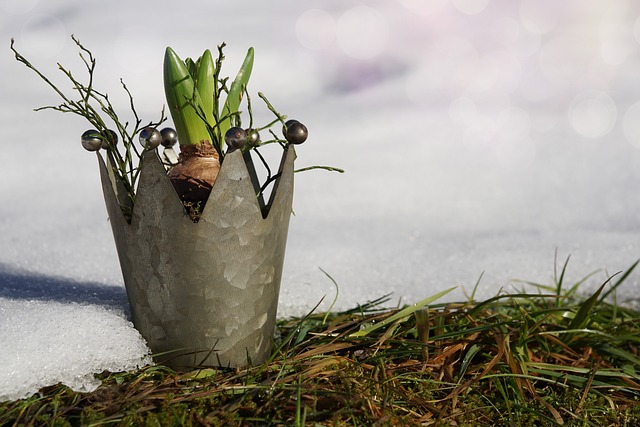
[567,280,610,331]
[527,363,640,383]
[349,286,456,337]
[558,275,620,345]
[458,344,482,378]
[599,259,640,303]
[467,271,484,302]
[319,267,340,325]
[555,252,571,304]
[467,293,559,318]
[599,345,640,368]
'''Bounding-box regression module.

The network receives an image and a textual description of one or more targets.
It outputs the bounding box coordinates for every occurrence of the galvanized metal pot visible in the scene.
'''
[97,147,295,369]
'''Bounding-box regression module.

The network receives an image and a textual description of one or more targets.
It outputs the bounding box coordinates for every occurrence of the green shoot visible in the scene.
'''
[163,47,211,148]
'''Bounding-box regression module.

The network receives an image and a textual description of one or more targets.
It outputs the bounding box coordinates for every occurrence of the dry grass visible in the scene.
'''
[2,260,640,426]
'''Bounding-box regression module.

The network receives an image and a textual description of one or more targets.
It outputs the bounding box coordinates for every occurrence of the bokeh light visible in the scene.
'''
[505,20,541,58]
[539,35,594,86]
[634,15,640,45]
[568,90,617,139]
[295,9,336,50]
[395,0,448,15]
[519,0,560,34]
[449,96,477,126]
[599,22,634,66]
[451,0,490,15]
[405,36,479,105]
[469,51,521,94]
[336,6,389,60]
[623,102,640,149]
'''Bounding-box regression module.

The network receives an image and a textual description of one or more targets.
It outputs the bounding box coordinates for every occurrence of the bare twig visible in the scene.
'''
[11,36,165,219]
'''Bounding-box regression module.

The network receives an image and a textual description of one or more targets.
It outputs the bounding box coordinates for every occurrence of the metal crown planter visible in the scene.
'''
[12,38,341,370]
[98,146,295,369]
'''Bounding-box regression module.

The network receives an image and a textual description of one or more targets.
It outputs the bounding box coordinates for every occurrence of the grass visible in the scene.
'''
[2,259,640,426]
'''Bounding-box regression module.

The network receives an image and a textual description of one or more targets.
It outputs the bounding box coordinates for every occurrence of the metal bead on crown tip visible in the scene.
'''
[245,128,260,148]
[283,119,308,145]
[225,127,247,151]
[81,129,102,151]
[139,127,162,149]
[101,129,118,149]
[160,127,178,148]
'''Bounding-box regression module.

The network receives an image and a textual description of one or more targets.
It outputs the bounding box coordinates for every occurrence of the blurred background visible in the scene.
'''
[3,0,640,313]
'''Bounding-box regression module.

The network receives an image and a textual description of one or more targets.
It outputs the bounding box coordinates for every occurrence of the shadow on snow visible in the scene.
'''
[0,263,130,316]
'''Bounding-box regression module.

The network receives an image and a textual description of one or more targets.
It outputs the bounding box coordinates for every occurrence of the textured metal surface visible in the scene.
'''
[98,147,295,369]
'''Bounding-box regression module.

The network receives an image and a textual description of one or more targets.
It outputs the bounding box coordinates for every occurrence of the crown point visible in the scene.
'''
[139,127,162,149]
[283,120,308,145]
[81,129,102,151]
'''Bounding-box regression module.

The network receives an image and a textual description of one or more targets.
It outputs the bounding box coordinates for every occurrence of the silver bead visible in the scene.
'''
[225,127,247,150]
[160,127,178,148]
[245,128,260,147]
[283,120,308,145]
[139,127,162,149]
[81,129,102,151]
[101,129,118,149]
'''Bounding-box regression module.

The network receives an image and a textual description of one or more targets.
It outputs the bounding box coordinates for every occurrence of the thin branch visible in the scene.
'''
[11,36,165,219]
[294,165,345,174]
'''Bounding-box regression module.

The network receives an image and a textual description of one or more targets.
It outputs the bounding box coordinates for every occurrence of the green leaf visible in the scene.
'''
[220,47,254,143]
[163,47,210,146]
[185,57,198,80]
[195,49,216,128]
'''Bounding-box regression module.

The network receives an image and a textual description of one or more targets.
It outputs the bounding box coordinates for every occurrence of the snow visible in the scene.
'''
[0,296,150,401]
[3,0,640,401]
